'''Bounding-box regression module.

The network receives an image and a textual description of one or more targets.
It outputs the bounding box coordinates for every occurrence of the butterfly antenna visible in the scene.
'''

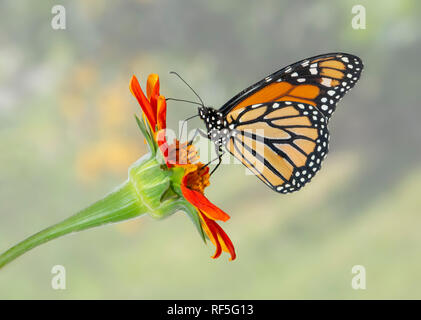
[166,97,203,107]
[169,71,205,106]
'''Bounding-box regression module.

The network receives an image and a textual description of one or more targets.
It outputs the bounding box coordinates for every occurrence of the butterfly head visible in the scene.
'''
[198,106,226,131]
[198,106,210,121]
[198,106,231,146]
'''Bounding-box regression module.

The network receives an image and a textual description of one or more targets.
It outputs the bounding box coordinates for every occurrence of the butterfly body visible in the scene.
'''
[196,53,363,194]
[198,106,231,146]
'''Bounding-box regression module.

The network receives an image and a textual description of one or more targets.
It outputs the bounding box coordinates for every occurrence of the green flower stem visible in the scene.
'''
[0,145,205,270]
[0,180,146,270]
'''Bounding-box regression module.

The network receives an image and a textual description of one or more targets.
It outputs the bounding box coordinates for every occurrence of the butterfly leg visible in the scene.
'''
[187,129,224,175]
[201,145,224,169]
[210,145,224,176]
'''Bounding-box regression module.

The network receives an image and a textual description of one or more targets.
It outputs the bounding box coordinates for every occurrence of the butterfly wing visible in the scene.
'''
[220,53,363,120]
[225,101,329,193]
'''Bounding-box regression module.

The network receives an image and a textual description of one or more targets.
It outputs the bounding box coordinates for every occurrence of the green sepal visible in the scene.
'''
[134,114,156,154]
[180,201,206,243]
[129,153,171,219]
[168,166,187,196]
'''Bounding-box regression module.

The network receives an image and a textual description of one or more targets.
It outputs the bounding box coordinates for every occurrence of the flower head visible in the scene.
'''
[130,74,236,261]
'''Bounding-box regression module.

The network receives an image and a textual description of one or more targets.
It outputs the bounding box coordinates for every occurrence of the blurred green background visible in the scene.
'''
[1,0,421,299]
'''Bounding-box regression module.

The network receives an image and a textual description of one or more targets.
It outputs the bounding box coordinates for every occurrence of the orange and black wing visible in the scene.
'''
[220,53,363,120]
[225,101,328,193]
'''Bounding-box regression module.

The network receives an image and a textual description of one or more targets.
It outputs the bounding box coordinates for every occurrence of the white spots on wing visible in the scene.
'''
[341,57,349,63]
[321,97,327,103]
[321,78,332,87]
[297,78,306,82]
[285,67,292,73]
[321,104,328,111]
[291,72,298,77]
[301,60,310,67]
[272,102,280,109]
[251,103,262,108]
[310,68,318,75]
[327,90,335,96]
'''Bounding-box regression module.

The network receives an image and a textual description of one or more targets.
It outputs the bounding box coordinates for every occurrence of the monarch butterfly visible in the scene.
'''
[170,53,363,194]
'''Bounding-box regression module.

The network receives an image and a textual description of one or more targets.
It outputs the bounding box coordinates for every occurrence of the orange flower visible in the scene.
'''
[130,74,236,261]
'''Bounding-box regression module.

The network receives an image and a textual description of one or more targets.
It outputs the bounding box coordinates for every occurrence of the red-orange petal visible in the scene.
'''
[147,74,160,119]
[200,211,236,261]
[156,95,167,131]
[146,74,159,100]
[180,182,230,222]
[211,219,236,261]
[130,75,157,131]
[200,212,222,258]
